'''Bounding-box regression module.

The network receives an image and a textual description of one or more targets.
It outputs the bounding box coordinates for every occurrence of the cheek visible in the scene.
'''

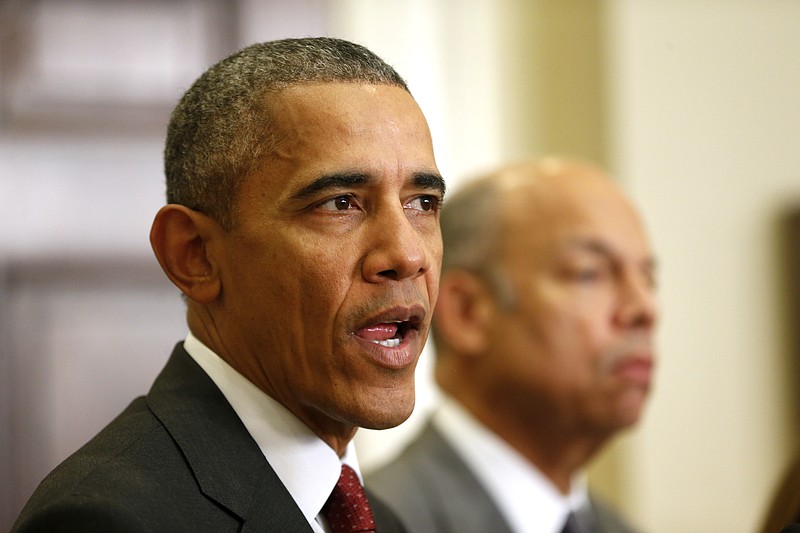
[506,301,603,385]
[226,236,345,330]
[542,310,608,373]
[535,284,616,351]
[571,299,618,362]
[426,267,441,309]
[288,255,354,325]
[512,285,572,351]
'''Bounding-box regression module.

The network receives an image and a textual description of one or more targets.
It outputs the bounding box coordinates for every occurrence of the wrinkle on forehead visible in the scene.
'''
[268,83,429,156]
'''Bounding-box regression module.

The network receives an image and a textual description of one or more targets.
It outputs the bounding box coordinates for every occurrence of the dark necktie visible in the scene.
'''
[561,506,600,533]
[322,464,376,533]
[560,511,582,533]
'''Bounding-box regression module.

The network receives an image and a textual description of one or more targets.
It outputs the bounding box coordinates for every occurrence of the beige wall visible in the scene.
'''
[606,1,800,531]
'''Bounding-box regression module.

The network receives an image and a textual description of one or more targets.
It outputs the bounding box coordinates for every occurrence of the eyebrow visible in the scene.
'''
[414,172,447,198]
[290,173,370,201]
[290,171,446,201]
[564,238,657,270]
[564,238,614,257]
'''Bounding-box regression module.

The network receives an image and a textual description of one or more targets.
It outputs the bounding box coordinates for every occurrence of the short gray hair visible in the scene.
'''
[440,174,516,308]
[164,37,409,229]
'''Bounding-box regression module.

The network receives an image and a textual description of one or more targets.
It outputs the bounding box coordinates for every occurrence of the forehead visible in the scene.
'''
[234,83,438,212]
[270,82,430,148]
[259,83,435,186]
[501,177,651,260]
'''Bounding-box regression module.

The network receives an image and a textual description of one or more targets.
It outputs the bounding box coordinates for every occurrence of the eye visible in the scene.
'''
[405,195,441,213]
[564,262,611,284]
[317,194,358,212]
[575,268,602,282]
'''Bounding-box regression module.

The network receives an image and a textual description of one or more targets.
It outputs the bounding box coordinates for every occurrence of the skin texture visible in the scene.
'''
[434,159,657,493]
[151,83,444,456]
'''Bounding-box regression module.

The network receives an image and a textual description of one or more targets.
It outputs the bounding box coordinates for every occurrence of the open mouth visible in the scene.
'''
[356,319,419,348]
[354,306,424,349]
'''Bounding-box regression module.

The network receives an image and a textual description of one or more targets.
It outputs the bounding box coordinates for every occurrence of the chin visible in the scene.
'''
[355,387,416,430]
[610,393,648,429]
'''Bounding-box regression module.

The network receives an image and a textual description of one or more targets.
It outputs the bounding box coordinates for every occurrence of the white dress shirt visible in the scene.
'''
[183,332,362,533]
[433,397,589,533]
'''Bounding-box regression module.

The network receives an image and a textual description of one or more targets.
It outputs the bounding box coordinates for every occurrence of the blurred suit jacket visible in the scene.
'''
[12,343,405,533]
[367,422,636,533]
[760,452,800,533]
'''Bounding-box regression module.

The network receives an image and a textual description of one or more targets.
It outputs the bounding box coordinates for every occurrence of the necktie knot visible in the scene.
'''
[561,507,597,533]
[323,464,376,533]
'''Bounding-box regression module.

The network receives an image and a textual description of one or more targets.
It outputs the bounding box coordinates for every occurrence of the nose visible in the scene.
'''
[362,205,433,283]
[615,270,658,331]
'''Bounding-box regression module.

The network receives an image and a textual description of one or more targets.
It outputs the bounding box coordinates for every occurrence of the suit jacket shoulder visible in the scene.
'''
[366,422,514,533]
[11,344,311,533]
[590,496,640,533]
[367,421,639,533]
[13,344,407,533]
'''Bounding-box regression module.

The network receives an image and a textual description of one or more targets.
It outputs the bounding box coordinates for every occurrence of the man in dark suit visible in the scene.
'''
[368,159,657,532]
[12,37,445,533]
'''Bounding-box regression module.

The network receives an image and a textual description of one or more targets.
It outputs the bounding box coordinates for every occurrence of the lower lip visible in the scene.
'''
[353,329,421,370]
[613,359,653,385]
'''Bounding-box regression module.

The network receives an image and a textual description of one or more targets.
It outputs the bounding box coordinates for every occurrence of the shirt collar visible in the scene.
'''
[183,332,362,531]
[433,397,589,533]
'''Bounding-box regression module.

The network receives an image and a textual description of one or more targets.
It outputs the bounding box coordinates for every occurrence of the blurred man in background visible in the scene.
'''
[368,158,657,533]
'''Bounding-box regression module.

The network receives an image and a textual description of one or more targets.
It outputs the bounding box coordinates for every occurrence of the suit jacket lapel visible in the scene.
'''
[418,423,515,532]
[146,344,313,532]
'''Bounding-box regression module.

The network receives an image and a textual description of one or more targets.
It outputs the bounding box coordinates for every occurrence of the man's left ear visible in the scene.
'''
[433,270,495,357]
[149,204,222,304]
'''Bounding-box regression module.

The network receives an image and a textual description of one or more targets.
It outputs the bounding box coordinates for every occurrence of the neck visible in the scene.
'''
[455,393,609,495]
[301,411,359,458]
[188,306,358,457]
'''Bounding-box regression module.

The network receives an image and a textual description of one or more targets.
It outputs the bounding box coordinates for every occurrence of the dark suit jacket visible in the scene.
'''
[366,421,637,533]
[12,343,405,533]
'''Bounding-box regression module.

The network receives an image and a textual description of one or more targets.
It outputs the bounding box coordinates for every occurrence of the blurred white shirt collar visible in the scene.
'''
[433,396,588,533]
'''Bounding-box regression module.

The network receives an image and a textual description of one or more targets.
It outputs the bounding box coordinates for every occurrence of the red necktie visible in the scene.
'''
[322,464,376,533]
